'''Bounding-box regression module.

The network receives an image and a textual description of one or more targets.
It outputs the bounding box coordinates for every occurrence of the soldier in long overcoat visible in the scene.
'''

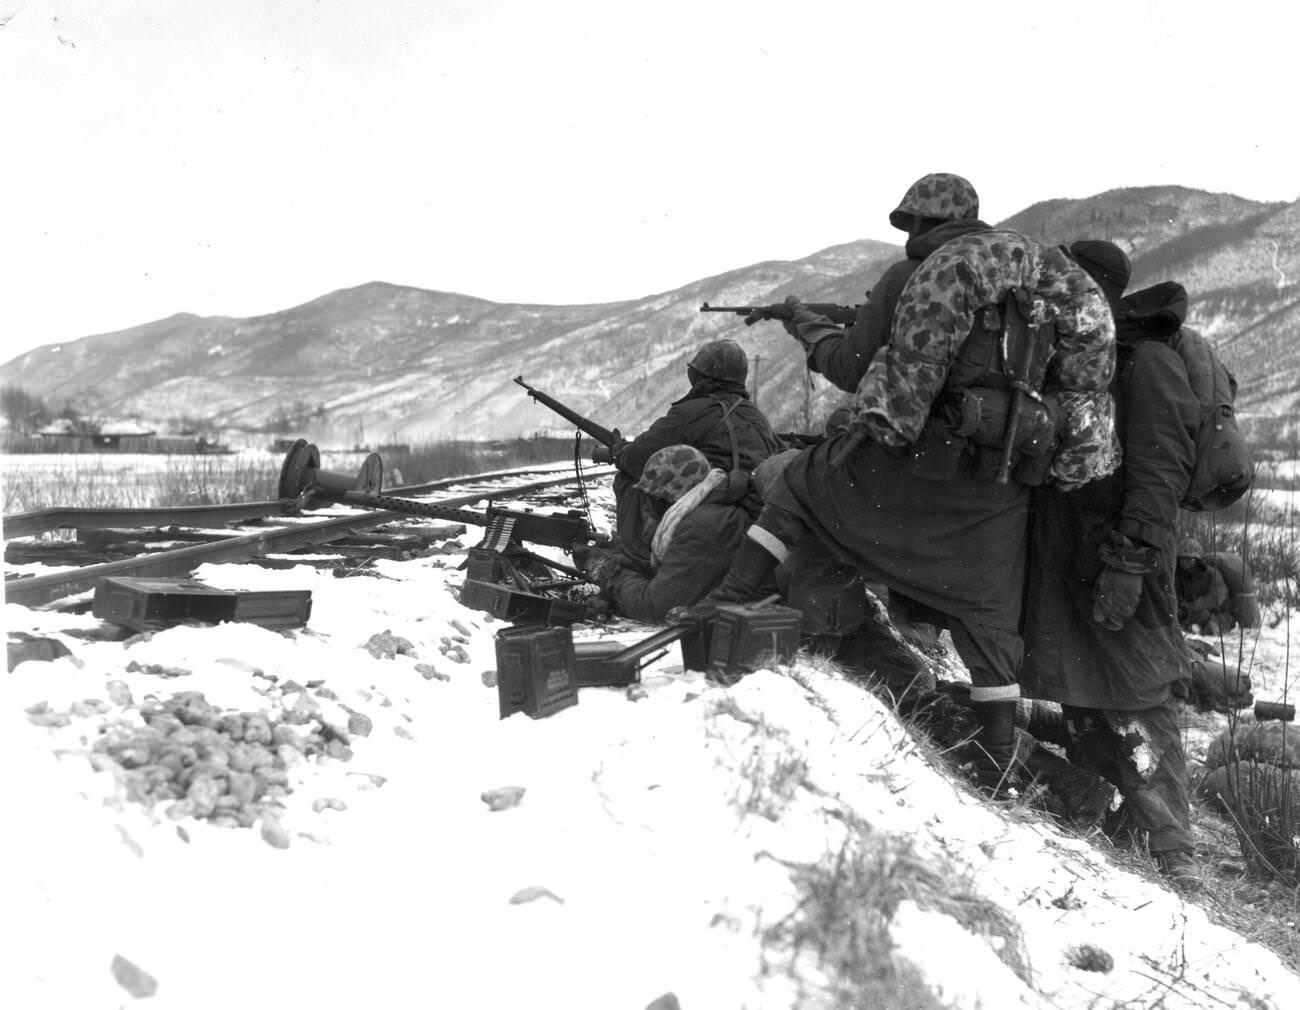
[1021,248,1203,888]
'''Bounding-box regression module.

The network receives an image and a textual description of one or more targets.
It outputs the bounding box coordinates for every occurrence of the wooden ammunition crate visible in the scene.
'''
[92,576,313,632]
[494,624,579,719]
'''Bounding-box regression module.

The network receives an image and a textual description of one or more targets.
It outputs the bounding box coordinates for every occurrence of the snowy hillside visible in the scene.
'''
[4,479,1300,1008]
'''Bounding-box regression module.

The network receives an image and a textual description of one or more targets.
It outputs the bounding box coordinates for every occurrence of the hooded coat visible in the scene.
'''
[1021,282,1200,710]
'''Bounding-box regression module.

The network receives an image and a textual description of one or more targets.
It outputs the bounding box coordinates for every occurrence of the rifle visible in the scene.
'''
[514,376,622,449]
[700,301,861,327]
[995,290,1046,484]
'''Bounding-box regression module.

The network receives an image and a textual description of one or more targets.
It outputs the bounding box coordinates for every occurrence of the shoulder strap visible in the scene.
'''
[711,395,742,472]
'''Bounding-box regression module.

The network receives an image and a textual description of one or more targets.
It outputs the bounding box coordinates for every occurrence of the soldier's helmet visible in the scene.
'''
[688,339,748,384]
[889,173,980,231]
[1177,537,1204,558]
[634,444,712,502]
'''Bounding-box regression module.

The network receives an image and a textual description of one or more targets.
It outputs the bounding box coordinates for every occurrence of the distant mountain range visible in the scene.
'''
[3,185,1297,446]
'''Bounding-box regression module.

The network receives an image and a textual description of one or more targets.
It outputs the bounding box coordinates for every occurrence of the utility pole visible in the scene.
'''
[751,355,761,408]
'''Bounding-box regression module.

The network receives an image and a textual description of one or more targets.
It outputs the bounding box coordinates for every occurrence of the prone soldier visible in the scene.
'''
[574,445,755,623]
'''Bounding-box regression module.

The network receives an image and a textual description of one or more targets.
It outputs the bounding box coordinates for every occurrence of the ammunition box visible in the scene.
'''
[703,603,802,685]
[1254,701,1296,723]
[494,624,579,719]
[465,547,507,582]
[573,639,642,688]
[92,576,312,632]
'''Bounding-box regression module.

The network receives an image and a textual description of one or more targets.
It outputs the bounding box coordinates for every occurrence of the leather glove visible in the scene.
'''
[1091,531,1157,630]
[1091,568,1144,631]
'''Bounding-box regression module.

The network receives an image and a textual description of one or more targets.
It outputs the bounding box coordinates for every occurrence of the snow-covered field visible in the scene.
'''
[4,485,1300,1009]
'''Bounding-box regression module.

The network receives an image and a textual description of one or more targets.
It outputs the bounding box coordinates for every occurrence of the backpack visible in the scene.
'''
[1168,326,1252,511]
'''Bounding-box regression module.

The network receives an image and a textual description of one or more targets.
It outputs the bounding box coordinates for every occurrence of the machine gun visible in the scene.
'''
[277,439,609,625]
[699,301,861,327]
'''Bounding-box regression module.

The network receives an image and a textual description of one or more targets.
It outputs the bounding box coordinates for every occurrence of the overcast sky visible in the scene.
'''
[1,0,1296,359]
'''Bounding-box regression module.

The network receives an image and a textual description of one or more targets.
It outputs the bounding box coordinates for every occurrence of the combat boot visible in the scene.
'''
[1017,734,1115,827]
[1016,698,1071,748]
[671,536,781,624]
[969,699,1021,796]
[1154,848,1202,893]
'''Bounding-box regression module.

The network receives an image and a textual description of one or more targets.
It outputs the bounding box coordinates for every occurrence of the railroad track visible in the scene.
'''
[3,441,614,608]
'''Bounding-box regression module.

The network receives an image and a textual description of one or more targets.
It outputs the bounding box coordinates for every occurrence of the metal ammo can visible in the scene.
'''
[1253,700,1296,723]
[494,624,579,719]
[689,602,802,686]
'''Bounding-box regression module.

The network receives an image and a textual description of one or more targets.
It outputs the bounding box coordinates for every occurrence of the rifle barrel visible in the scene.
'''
[513,376,619,447]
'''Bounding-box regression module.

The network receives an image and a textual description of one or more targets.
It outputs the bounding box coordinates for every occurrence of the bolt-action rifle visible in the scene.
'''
[515,375,626,464]
[699,301,861,327]
[514,376,622,449]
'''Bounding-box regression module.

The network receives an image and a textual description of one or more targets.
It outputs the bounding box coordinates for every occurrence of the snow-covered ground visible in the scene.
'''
[4,492,1300,1009]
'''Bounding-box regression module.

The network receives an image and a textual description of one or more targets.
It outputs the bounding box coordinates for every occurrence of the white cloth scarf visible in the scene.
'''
[649,467,727,569]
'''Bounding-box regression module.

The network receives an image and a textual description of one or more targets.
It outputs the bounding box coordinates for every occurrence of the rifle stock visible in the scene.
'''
[514,376,621,448]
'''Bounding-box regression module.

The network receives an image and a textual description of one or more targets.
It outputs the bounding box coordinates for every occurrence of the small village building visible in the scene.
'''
[34,419,205,453]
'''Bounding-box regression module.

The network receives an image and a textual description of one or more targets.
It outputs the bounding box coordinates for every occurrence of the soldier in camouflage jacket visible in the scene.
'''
[679,195,1118,790]
[784,173,990,393]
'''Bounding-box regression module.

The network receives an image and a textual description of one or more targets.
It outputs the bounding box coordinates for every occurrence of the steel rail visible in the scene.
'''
[1,462,611,538]
[2,501,296,539]
[4,470,609,608]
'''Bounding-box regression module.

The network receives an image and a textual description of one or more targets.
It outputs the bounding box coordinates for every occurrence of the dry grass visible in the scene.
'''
[1182,797,1300,975]
[763,810,1029,1010]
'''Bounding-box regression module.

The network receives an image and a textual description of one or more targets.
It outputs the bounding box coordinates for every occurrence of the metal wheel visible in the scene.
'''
[276,439,321,499]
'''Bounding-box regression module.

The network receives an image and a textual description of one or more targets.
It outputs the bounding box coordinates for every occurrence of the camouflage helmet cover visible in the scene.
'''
[634,444,713,502]
[889,173,980,230]
[1177,537,1204,557]
[689,339,748,384]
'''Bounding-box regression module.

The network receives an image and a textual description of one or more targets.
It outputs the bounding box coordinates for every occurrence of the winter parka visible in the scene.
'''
[1021,285,1201,711]
[599,490,750,623]
[616,376,781,480]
